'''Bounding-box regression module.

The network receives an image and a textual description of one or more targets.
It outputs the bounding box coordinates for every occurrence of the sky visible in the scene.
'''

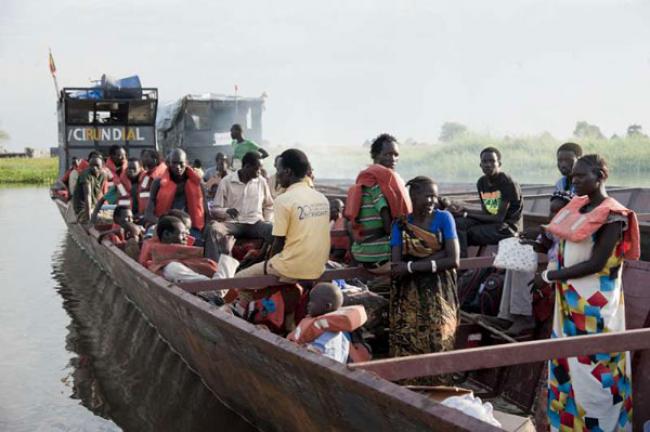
[1,0,650,151]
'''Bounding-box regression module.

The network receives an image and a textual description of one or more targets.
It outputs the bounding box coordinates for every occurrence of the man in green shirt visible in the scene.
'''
[73,156,108,223]
[230,123,268,168]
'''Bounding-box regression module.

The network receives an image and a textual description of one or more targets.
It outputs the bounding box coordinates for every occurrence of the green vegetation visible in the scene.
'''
[0,157,58,185]
[304,132,650,187]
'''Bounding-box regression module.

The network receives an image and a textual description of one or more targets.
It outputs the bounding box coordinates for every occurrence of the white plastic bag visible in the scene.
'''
[493,237,538,272]
[441,394,502,428]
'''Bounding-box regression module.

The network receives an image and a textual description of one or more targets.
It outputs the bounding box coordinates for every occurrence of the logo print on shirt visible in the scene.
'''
[480,191,502,215]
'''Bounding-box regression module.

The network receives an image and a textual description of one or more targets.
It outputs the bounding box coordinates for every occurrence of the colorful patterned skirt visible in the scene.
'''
[548,237,633,431]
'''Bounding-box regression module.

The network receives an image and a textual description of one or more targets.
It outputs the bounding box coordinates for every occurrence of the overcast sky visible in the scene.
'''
[1,0,650,150]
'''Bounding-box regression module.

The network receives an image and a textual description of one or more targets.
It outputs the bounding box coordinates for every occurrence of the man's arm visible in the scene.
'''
[258,147,269,159]
[268,198,288,258]
[83,182,93,222]
[144,179,161,225]
[261,180,274,222]
[466,201,510,223]
[209,180,232,220]
[269,236,286,258]
[90,195,108,224]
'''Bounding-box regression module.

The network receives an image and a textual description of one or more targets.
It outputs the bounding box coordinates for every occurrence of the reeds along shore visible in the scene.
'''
[4,132,650,186]
[300,133,650,187]
[0,157,58,185]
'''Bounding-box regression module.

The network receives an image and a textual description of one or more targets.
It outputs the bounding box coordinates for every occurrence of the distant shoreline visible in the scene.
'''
[0,157,58,185]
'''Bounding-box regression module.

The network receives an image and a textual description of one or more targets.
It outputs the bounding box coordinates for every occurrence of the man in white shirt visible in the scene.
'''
[204,152,274,261]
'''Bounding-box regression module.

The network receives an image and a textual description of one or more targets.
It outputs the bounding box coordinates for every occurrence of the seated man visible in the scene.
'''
[147,216,218,283]
[554,142,582,195]
[139,209,194,266]
[203,152,230,199]
[98,205,144,259]
[90,158,144,223]
[234,149,330,282]
[73,156,108,223]
[106,144,127,187]
[145,149,206,240]
[450,147,523,257]
[230,123,269,169]
[288,282,367,363]
[329,198,351,263]
[138,149,167,211]
[204,151,274,261]
[493,192,573,335]
[51,156,88,200]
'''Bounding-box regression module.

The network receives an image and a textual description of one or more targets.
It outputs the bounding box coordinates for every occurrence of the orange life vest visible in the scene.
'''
[154,168,205,230]
[545,195,640,260]
[147,242,217,277]
[115,170,136,208]
[287,305,367,344]
[139,235,196,267]
[104,224,126,247]
[106,159,127,189]
[138,163,167,213]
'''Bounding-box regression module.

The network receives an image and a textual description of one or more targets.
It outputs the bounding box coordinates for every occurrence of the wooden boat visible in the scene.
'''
[445,185,650,260]
[53,197,650,431]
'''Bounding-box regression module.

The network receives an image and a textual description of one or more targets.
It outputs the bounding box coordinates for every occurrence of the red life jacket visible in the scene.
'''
[147,242,217,277]
[154,168,205,230]
[545,195,640,260]
[138,163,167,213]
[139,235,196,267]
[243,284,304,334]
[106,158,127,189]
[105,224,126,247]
[115,170,135,208]
[288,305,367,344]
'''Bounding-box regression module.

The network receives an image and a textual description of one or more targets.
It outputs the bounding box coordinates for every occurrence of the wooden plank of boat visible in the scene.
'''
[351,328,650,379]
[53,199,499,432]
[177,256,496,294]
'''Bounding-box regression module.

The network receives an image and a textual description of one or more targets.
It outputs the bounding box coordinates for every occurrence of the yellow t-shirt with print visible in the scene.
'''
[269,181,330,279]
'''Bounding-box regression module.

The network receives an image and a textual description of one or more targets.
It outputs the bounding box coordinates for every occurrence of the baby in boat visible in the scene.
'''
[288,282,367,364]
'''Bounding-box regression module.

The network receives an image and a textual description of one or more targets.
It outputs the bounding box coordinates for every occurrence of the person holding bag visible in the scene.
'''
[542,154,639,431]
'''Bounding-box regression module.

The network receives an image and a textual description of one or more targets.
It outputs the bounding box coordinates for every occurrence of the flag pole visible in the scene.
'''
[49,48,60,99]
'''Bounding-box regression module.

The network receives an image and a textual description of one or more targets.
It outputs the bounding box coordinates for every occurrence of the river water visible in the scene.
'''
[0,187,255,431]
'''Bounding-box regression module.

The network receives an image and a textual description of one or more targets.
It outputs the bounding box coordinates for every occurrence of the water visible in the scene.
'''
[0,187,255,431]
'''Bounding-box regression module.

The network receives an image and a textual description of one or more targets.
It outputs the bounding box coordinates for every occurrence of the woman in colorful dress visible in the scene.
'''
[542,154,640,431]
[389,176,460,385]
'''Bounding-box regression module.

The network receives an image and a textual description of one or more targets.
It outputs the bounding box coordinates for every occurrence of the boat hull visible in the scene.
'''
[54,199,495,432]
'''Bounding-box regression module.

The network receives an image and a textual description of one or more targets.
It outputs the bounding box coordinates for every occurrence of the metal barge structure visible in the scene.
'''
[56,77,158,174]
[156,93,265,169]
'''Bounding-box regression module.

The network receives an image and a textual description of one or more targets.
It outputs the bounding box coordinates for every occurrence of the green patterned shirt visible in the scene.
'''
[351,184,390,263]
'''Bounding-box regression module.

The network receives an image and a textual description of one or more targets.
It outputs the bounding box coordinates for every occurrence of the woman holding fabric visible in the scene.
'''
[542,154,639,431]
[389,176,460,384]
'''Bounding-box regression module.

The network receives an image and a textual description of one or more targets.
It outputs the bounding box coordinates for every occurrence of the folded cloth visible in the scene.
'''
[345,164,411,222]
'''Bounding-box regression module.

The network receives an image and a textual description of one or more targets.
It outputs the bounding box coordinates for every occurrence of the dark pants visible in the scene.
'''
[454,217,516,257]
[204,220,273,261]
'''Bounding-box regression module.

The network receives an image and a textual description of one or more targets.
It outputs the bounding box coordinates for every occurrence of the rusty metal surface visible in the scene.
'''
[54,200,498,432]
